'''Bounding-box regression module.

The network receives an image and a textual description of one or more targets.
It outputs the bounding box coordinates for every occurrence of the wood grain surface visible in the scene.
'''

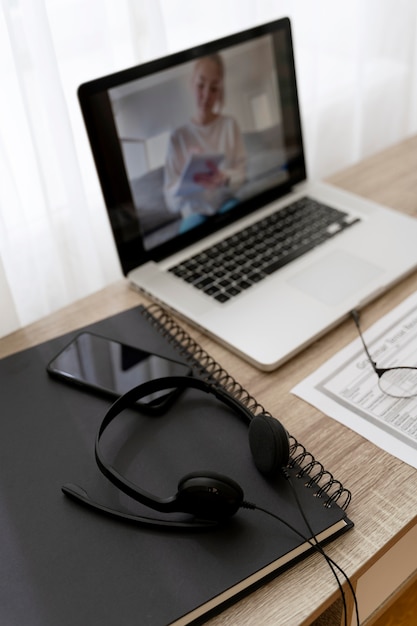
[2,136,417,625]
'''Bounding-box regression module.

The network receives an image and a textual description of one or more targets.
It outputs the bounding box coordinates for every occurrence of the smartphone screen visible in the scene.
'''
[47,332,192,407]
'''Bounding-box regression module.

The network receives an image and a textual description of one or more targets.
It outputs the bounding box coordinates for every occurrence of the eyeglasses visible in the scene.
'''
[351,309,417,399]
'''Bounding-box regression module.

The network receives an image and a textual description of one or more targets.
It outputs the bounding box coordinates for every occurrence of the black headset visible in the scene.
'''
[62,376,290,529]
[62,376,359,624]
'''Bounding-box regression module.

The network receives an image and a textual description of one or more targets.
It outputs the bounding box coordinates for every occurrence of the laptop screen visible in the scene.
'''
[78,17,305,274]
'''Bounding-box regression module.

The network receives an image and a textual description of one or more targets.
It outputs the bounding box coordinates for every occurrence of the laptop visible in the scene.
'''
[78,17,417,371]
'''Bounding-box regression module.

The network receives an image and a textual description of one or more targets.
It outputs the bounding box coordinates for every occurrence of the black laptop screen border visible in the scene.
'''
[78,17,305,275]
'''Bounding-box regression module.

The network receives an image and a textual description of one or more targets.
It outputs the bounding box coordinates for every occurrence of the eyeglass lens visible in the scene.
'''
[379,367,417,399]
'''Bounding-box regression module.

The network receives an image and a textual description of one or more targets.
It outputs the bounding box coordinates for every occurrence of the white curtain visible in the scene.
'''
[1,0,416,338]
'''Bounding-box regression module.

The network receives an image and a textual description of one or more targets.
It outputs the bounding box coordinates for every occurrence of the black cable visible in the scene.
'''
[242,477,360,626]
[283,470,359,626]
[243,501,348,625]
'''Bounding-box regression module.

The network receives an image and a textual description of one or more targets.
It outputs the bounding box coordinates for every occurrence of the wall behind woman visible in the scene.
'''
[0,0,416,337]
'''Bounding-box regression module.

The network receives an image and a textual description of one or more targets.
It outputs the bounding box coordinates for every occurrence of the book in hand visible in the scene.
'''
[174,152,224,197]
[0,303,353,626]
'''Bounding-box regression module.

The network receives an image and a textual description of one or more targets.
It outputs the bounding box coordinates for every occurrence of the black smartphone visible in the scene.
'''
[47,332,192,410]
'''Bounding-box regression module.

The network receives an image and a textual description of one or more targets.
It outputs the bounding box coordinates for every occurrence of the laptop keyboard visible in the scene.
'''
[169,197,360,303]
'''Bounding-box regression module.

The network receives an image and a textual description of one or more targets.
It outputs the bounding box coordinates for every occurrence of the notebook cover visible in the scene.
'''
[0,305,353,626]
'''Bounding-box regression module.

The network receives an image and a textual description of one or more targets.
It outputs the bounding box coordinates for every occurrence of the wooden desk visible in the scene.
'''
[2,136,417,625]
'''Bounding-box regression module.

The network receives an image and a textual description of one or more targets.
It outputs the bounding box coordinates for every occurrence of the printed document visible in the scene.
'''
[292,292,417,468]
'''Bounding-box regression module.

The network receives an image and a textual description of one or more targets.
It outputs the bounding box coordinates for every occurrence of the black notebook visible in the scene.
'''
[0,304,353,626]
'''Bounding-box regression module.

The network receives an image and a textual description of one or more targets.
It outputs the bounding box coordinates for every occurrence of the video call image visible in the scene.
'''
[108,34,288,250]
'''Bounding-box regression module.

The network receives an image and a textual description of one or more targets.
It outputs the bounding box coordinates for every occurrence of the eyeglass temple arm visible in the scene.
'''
[351,310,383,375]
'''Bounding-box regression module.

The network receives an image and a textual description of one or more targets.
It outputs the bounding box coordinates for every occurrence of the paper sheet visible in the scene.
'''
[292,292,417,468]
[175,152,223,197]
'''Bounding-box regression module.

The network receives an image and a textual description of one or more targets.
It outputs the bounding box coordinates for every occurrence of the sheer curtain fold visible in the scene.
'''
[1,0,416,338]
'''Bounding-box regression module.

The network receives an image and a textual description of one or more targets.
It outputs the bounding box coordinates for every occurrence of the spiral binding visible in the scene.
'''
[141,303,352,511]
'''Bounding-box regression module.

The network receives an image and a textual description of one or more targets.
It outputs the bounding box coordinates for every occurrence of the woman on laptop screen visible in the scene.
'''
[164,53,247,233]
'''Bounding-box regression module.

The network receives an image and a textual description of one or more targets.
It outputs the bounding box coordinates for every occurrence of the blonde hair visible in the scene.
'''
[192,53,225,109]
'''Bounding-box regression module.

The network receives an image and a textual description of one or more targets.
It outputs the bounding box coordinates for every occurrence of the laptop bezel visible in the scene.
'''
[78,17,306,275]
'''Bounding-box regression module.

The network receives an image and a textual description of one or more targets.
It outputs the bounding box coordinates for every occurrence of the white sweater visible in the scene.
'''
[164,115,246,217]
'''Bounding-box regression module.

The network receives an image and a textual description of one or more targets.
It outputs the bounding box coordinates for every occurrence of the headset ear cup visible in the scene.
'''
[248,414,290,475]
[177,471,244,521]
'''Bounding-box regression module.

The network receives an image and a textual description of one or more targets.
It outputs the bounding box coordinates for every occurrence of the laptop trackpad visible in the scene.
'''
[288,250,383,306]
